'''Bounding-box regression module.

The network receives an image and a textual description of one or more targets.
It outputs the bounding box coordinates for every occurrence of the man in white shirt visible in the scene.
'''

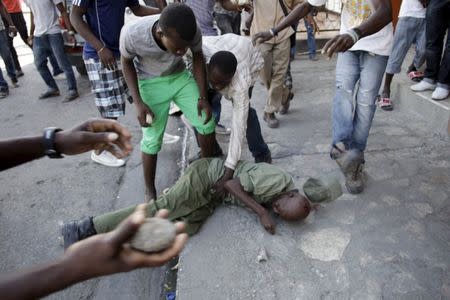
[24,0,79,101]
[253,0,393,194]
[189,34,272,193]
[378,0,427,111]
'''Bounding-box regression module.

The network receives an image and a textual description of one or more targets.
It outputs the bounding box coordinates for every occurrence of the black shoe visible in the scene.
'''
[255,150,272,164]
[61,217,97,249]
[39,89,60,99]
[336,149,365,194]
[63,90,79,102]
[16,70,24,77]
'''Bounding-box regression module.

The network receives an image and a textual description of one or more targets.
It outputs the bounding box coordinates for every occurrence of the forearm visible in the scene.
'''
[224,178,267,216]
[29,12,34,37]
[354,1,391,38]
[61,12,74,32]
[273,2,313,34]
[225,95,248,170]
[0,136,46,171]
[130,5,160,17]
[192,52,208,99]
[154,0,167,10]
[0,257,82,300]
[121,56,143,104]
[70,9,104,50]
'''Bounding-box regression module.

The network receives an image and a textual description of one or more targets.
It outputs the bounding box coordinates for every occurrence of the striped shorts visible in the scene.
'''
[84,58,133,118]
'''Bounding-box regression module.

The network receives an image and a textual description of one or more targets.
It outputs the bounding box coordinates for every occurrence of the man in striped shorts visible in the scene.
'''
[70,0,161,167]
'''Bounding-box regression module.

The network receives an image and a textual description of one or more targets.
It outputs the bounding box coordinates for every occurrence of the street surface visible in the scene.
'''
[1,44,450,300]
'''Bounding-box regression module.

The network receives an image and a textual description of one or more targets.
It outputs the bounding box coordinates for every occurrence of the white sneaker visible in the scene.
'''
[411,80,436,92]
[163,133,180,144]
[431,87,450,100]
[91,151,125,167]
[54,73,66,80]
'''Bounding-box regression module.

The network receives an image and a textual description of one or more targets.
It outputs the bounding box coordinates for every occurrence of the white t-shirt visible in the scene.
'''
[399,0,426,18]
[23,0,62,37]
[308,0,393,56]
[119,15,203,80]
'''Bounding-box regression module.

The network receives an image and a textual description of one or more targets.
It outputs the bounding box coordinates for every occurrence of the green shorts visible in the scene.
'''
[139,70,216,154]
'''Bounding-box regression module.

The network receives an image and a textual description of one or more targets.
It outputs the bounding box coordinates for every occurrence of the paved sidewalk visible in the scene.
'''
[177,55,450,299]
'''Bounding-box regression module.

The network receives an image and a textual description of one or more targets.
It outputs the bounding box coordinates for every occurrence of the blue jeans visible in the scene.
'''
[304,19,316,58]
[0,68,8,91]
[332,51,388,152]
[0,30,17,82]
[33,33,77,91]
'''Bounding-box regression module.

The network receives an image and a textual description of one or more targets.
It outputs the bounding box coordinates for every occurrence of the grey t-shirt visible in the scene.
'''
[23,0,62,37]
[119,14,202,80]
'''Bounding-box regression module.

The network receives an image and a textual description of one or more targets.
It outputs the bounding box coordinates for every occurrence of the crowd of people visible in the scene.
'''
[0,0,449,298]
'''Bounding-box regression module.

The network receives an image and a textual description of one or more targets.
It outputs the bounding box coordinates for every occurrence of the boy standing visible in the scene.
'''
[120,4,215,201]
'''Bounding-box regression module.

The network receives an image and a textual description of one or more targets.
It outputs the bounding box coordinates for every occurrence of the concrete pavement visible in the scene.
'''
[176,55,450,299]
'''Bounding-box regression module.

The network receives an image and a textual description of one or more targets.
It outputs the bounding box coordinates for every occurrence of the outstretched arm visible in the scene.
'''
[129,3,161,16]
[0,207,188,300]
[252,2,314,44]
[224,178,276,234]
[192,50,212,124]
[0,119,132,171]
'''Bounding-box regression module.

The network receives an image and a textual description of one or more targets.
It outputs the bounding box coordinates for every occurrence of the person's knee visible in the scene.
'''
[140,138,162,155]
[195,118,216,135]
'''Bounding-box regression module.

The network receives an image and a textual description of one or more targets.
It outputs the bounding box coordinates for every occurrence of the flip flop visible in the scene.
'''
[376,95,393,111]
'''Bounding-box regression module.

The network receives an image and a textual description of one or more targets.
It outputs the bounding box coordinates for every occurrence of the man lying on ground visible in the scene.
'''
[63,158,342,248]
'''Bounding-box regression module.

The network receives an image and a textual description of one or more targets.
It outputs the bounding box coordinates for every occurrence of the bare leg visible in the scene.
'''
[197,132,215,157]
[142,152,157,202]
[381,73,394,98]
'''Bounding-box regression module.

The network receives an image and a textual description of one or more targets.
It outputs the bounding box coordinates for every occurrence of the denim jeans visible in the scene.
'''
[304,19,316,58]
[423,0,450,87]
[33,33,77,91]
[0,30,17,82]
[332,51,388,152]
[0,68,8,91]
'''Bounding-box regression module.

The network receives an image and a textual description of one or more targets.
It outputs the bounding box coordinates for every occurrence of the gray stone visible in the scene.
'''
[130,218,176,253]
[408,202,433,219]
[300,228,351,261]
[382,195,401,206]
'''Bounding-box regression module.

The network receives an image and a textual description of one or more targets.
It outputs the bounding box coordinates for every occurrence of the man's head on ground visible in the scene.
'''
[272,190,311,221]
[208,51,237,91]
[156,3,197,56]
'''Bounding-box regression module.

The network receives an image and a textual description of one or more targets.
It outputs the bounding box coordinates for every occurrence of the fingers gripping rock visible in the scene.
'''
[130,218,177,252]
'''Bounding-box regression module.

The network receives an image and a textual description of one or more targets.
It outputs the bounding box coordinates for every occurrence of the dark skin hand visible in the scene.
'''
[224,178,276,234]
[212,167,235,198]
[0,207,188,300]
[0,118,132,171]
[419,0,429,7]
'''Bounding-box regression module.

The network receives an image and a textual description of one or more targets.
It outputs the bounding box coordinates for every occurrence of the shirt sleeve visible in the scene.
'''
[238,164,296,204]
[119,25,136,59]
[307,0,327,6]
[190,25,203,53]
[224,89,249,170]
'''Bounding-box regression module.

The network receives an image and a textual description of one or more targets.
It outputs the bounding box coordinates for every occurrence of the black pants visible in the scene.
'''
[423,0,450,85]
[3,12,29,72]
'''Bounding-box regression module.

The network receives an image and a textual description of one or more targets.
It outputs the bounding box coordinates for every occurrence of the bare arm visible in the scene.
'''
[29,11,34,38]
[252,2,313,44]
[154,0,167,10]
[129,3,160,16]
[70,5,103,51]
[224,178,276,234]
[121,56,154,127]
[192,51,212,124]
[322,0,391,57]
[0,119,132,171]
[219,0,252,12]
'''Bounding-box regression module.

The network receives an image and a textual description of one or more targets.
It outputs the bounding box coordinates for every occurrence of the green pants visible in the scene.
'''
[94,159,222,235]
[139,70,216,154]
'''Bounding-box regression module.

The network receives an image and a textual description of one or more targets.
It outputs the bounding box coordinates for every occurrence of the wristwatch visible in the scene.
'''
[43,127,64,158]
